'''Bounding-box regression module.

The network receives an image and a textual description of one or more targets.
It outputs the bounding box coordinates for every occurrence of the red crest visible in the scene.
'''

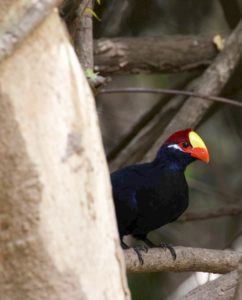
[164,128,192,144]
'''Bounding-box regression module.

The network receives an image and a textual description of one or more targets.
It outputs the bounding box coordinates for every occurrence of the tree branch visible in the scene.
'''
[74,0,93,69]
[94,36,218,75]
[61,0,107,88]
[0,0,62,63]
[0,8,130,299]
[234,257,242,299]
[179,203,242,222]
[181,272,237,300]
[61,0,93,69]
[125,247,241,274]
[143,18,242,162]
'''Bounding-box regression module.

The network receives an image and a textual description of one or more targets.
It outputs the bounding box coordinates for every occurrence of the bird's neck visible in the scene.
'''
[153,147,194,172]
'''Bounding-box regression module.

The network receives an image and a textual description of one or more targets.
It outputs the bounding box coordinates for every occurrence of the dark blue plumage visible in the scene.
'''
[111,129,209,262]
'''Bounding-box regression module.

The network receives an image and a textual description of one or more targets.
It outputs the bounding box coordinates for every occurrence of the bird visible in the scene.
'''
[111,128,209,263]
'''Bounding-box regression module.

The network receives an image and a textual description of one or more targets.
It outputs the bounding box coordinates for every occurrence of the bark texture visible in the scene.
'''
[61,0,94,69]
[234,257,242,299]
[125,247,241,274]
[182,272,237,300]
[0,5,129,300]
[0,0,62,61]
[94,36,218,74]
[74,0,93,69]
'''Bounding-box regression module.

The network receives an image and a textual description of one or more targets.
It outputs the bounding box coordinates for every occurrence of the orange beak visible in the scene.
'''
[190,147,209,163]
[188,131,210,163]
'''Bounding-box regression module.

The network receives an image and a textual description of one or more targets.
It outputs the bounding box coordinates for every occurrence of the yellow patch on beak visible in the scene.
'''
[188,131,209,163]
[189,131,207,149]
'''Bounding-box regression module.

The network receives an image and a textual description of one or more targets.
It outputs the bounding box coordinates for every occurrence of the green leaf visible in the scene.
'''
[84,7,101,21]
[96,0,101,4]
[85,68,99,80]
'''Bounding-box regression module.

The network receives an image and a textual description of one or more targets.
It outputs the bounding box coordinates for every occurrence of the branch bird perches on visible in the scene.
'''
[125,247,241,274]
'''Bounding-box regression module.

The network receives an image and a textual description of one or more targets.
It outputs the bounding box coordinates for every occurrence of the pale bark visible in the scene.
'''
[125,247,241,274]
[234,257,242,299]
[75,0,93,69]
[0,5,129,300]
[182,272,237,300]
[0,0,62,61]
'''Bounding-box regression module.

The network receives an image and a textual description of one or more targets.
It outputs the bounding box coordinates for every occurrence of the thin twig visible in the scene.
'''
[75,0,93,69]
[98,87,242,108]
[179,204,242,222]
[79,0,92,18]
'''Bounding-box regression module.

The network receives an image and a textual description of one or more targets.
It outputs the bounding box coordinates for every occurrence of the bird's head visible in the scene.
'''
[155,128,209,170]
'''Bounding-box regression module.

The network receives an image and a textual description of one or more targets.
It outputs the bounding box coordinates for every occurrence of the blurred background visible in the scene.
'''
[64,0,242,298]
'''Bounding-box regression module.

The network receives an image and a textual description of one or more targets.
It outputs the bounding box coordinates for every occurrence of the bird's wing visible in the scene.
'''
[112,187,139,236]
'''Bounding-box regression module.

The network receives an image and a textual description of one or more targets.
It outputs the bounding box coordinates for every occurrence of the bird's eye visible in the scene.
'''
[182,142,189,148]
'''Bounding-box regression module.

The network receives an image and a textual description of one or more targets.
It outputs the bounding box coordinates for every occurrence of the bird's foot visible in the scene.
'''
[159,242,177,261]
[121,240,148,264]
[133,245,148,265]
[142,238,176,260]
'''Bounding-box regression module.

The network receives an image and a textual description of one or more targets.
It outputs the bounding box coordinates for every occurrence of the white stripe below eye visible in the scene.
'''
[167,144,183,152]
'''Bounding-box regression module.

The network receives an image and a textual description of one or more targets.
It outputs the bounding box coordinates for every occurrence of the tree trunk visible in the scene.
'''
[0,7,130,300]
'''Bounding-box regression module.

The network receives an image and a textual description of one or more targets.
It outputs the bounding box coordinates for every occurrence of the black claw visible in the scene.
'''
[121,240,148,264]
[133,246,147,265]
[133,248,144,264]
[160,242,177,261]
[137,245,149,253]
[142,237,176,261]
[121,240,130,249]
